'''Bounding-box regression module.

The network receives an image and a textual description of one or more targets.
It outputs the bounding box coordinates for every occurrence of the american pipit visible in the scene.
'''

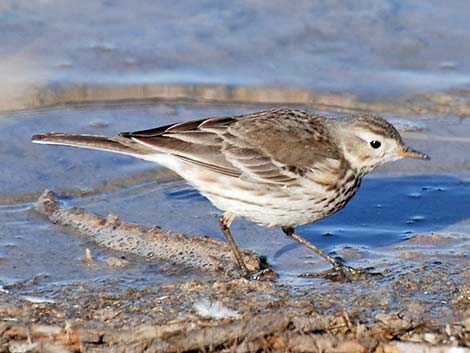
[32,108,429,280]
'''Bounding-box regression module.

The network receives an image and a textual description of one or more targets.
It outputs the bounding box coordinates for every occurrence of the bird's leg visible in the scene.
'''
[220,212,249,273]
[281,227,372,281]
[281,226,347,268]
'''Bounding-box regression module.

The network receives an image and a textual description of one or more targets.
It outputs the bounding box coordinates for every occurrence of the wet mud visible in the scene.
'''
[1,258,469,352]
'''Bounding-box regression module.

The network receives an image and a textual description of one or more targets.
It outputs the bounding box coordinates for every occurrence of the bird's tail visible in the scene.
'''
[32,133,148,157]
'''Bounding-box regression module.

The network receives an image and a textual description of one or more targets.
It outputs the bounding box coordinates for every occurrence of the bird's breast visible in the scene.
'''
[319,169,362,218]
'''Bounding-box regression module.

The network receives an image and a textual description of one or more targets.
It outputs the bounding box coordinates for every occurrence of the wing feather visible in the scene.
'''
[121,109,343,186]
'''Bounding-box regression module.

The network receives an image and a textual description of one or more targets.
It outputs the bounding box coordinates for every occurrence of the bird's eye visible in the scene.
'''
[370,140,381,149]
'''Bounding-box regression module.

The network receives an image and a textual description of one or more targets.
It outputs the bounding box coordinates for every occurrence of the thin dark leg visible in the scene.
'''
[282,227,345,268]
[220,214,248,273]
[281,226,367,280]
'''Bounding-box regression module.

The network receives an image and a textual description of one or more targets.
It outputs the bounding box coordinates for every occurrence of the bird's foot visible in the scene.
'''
[299,263,383,282]
[241,268,277,281]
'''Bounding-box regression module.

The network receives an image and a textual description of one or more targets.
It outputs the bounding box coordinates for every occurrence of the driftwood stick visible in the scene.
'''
[35,189,265,276]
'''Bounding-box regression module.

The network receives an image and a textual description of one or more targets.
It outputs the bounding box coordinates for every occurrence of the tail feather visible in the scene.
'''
[32,133,149,156]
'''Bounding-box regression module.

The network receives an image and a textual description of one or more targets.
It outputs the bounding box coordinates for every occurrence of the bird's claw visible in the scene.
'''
[242,268,277,281]
[299,264,383,282]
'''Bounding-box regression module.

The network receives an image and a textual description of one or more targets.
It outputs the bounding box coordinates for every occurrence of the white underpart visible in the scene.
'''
[139,150,339,227]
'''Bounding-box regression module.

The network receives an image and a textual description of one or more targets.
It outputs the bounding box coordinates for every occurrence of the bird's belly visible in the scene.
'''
[200,180,348,228]
[201,171,361,228]
[145,154,361,228]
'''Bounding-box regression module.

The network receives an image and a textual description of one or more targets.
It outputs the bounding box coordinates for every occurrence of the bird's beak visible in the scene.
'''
[399,147,430,160]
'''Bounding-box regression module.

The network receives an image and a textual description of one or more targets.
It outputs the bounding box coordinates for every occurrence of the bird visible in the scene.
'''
[32,108,429,280]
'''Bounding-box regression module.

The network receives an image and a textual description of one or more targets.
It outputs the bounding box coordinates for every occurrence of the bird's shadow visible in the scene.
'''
[273,174,470,259]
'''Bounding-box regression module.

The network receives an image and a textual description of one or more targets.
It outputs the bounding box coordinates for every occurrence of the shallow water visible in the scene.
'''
[0,102,469,291]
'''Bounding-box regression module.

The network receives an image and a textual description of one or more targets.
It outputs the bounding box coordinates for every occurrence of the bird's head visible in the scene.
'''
[332,115,429,175]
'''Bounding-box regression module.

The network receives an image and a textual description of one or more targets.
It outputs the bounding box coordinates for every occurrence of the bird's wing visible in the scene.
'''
[220,109,344,185]
[123,109,344,185]
[121,116,242,177]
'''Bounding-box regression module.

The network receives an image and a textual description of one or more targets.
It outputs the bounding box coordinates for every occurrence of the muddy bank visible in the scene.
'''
[1,270,469,352]
[3,83,470,117]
